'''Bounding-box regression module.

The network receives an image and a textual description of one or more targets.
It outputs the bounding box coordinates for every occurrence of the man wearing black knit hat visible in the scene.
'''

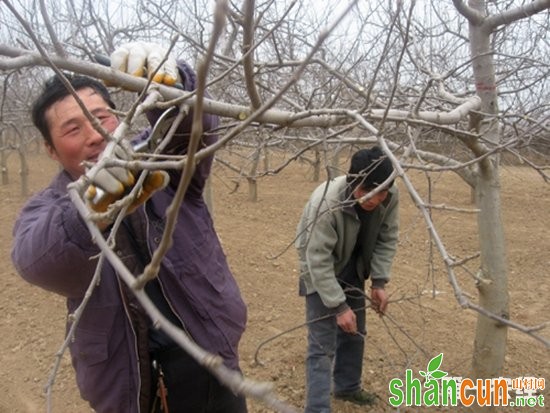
[295,146,399,412]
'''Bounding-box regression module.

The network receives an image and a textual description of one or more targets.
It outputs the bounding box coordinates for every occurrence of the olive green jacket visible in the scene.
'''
[296,175,399,310]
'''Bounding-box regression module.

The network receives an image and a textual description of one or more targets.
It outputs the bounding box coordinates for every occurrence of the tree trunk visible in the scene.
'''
[1,150,8,185]
[312,148,320,182]
[18,148,28,197]
[248,148,261,202]
[472,165,509,379]
[247,177,257,202]
[467,0,509,381]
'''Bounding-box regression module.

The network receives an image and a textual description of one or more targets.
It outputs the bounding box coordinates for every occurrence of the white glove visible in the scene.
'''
[110,42,180,86]
[85,145,169,213]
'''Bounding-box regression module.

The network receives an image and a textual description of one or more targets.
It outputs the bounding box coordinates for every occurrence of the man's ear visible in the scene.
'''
[45,142,59,162]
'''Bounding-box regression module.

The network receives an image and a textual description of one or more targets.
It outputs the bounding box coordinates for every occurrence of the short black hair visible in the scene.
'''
[32,73,115,147]
[346,146,394,190]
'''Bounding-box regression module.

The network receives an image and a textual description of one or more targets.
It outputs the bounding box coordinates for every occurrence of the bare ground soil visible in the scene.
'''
[0,150,548,412]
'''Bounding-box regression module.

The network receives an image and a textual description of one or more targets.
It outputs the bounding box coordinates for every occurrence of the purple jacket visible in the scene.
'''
[11,62,247,413]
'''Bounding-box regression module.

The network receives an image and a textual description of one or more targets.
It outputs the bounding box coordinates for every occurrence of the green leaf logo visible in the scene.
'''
[419,353,448,382]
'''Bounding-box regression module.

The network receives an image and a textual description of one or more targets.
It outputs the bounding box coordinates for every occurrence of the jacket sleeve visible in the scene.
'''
[11,187,101,298]
[301,202,348,310]
[142,60,219,200]
[370,187,399,287]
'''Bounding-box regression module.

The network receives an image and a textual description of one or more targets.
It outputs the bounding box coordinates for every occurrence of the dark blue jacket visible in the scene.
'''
[11,61,247,413]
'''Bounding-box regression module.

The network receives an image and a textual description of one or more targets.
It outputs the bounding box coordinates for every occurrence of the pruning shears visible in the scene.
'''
[132,106,178,153]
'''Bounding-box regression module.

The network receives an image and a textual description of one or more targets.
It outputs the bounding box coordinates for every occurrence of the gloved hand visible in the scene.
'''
[110,42,180,86]
[85,145,170,214]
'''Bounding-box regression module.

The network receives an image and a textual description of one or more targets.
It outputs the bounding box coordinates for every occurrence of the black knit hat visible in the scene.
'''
[346,146,394,190]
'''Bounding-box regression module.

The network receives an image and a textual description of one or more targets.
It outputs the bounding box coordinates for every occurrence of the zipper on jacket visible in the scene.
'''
[143,205,192,338]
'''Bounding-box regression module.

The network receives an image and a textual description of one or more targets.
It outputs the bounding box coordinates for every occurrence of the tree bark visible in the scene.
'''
[467,0,509,380]
[472,167,509,379]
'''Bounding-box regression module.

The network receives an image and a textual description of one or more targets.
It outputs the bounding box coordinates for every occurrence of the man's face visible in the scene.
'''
[44,87,118,179]
[352,186,389,211]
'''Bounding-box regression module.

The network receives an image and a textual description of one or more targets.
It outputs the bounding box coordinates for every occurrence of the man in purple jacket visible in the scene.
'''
[11,43,248,413]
